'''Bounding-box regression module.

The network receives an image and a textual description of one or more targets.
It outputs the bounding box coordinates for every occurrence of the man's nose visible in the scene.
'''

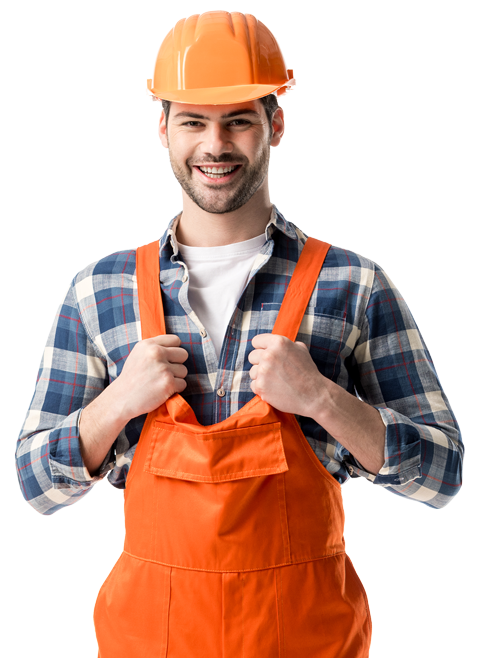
[202,123,233,157]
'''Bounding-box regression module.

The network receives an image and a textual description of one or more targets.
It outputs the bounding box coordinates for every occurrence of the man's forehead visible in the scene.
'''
[169,100,264,121]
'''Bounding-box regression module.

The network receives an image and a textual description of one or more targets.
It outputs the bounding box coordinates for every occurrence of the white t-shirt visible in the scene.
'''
[176,234,266,358]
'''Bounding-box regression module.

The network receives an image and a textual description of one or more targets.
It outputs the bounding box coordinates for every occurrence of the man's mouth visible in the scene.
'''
[195,165,241,180]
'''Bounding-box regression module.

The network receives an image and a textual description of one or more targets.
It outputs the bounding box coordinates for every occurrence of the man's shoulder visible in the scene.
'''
[275,211,378,275]
[69,248,138,312]
[323,244,377,273]
[275,218,378,276]
[73,248,137,283]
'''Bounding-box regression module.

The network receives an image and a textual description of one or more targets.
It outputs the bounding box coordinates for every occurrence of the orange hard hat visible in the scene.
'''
[147,11,295,104]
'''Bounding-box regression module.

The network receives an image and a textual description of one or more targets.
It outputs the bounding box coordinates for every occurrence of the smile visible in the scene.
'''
[196,165,241,180]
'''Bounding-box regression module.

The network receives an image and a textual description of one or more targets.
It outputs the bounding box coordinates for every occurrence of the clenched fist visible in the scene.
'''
[114,334,189,420]
[248,333,325,418]
[79,334,188,476]
[248,333,386,475]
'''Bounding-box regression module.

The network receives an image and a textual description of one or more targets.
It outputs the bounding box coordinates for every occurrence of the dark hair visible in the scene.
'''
[161,93,279,137]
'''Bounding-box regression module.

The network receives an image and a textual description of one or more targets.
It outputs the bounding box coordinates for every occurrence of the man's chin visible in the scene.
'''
[186,195,245,214]
[181,182,251,214]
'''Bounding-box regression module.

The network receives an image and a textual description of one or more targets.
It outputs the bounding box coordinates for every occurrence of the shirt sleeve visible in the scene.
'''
[15,281,115,515]
[349,263,463,509]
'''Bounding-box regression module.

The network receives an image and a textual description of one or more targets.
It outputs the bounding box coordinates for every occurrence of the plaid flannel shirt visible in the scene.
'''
[16,208,463,515]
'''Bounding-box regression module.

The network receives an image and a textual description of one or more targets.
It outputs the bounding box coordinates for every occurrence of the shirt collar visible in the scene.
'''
[158,205,299,262]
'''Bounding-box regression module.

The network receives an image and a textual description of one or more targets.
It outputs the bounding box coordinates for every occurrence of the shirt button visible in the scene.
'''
[347,465,354,475]
[182,274,188,283]
[200,329,207,338]
[217,388,226,397]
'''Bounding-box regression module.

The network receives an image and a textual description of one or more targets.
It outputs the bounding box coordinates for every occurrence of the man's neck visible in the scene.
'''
[175,189,273,247]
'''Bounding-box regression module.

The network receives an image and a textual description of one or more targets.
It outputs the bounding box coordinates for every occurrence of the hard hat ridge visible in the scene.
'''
[147,10,295,105]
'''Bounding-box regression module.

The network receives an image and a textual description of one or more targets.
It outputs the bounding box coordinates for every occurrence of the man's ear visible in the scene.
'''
[159,110,169,148]
[270,107,285,147]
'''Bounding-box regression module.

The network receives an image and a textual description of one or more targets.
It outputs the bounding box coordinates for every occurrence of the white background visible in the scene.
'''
[2,1,476,656]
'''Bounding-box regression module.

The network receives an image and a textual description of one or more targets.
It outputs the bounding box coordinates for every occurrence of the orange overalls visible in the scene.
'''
[94,237,372,657]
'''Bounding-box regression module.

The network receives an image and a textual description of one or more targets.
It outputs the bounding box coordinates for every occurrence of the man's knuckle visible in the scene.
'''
[261,350,273,364]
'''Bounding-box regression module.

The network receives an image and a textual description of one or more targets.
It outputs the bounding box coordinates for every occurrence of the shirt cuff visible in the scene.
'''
[347,407,423,486]
[48,408,115,488]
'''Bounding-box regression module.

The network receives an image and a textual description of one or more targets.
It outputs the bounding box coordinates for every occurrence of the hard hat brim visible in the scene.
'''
[148,83,291,105]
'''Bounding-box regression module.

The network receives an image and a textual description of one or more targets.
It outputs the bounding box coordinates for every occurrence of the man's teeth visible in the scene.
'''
[198,165,237,178]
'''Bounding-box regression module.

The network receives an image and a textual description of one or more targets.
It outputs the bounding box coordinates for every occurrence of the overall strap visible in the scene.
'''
[136,240,165,339]
[271,237,331,341]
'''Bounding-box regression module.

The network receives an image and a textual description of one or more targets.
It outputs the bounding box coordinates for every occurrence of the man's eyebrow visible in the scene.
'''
[172,109,261,121]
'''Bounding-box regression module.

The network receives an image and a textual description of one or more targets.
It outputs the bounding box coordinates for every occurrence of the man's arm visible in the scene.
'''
[16,274,188,514]
[78,335,188,475]
[249,262,463,508]
[350,263,463,505]
[15,282,112,515]
[249,336,386,474]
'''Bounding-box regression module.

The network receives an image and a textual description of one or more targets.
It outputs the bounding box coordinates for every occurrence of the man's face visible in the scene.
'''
[159,100,284,214]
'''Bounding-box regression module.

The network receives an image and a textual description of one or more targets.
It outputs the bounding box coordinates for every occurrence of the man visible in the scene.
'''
[16,10,463,658]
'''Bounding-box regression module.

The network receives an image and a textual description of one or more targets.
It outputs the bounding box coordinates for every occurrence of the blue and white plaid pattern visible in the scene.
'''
[16,208,463,514]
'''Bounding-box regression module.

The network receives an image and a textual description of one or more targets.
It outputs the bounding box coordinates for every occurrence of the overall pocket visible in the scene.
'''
[137,421,291,571]
[144,421,288,482]
[94,552,171,658]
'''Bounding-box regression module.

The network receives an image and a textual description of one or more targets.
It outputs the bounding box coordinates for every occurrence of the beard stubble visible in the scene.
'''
[169,144,270,214]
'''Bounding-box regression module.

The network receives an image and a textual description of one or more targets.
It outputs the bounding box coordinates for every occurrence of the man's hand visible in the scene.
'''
[248,334,325,417]
[79,334,188,476]
[112,335,189,421]
[248,333,386,474]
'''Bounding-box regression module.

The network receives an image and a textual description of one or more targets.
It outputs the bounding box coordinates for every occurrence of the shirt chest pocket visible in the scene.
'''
[259,303,348,381]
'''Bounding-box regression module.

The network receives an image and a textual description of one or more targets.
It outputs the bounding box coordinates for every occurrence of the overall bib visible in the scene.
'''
[94,237,372,657]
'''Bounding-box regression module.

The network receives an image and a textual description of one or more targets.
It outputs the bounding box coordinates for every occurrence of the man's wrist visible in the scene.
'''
[307,375,335,425]
[78,380,133,476]
[102,377,135,429]
[306,376,386,475]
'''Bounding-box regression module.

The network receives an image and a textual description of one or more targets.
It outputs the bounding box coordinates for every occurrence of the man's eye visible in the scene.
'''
[229,119,250,126]
[183,121,203,127]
